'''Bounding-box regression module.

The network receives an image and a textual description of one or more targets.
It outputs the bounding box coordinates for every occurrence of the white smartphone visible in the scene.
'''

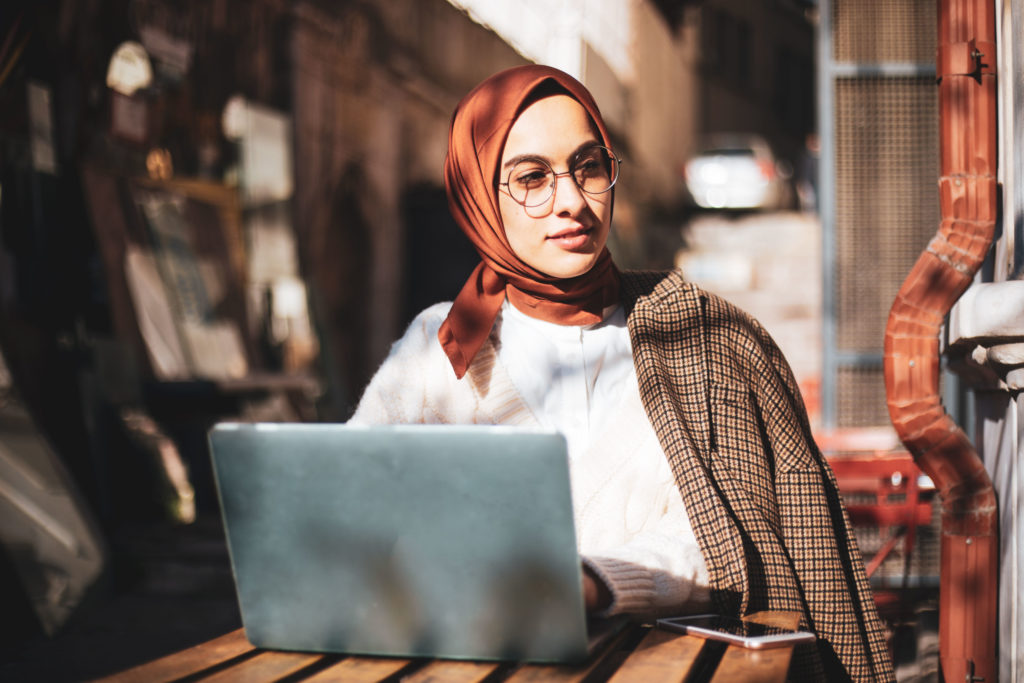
[655,614,817,650]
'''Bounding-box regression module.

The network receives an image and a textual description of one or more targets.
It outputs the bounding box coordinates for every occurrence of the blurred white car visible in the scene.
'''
[683,134,794,210]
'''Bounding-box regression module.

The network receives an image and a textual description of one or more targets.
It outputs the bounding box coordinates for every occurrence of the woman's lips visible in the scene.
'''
[547,225,592,250]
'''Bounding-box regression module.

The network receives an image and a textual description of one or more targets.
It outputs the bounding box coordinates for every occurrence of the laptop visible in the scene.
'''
[209,423,613,663]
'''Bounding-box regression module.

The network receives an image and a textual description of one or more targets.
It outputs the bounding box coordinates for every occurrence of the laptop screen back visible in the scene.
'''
[209,423,589,662]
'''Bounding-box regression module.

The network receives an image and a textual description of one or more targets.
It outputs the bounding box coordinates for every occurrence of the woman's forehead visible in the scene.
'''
[501,94,601,161]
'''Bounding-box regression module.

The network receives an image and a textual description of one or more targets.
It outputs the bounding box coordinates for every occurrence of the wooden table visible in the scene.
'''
[97,611,801,683]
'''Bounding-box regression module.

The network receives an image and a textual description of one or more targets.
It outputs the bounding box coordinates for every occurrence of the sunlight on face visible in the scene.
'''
[497,95,612,280]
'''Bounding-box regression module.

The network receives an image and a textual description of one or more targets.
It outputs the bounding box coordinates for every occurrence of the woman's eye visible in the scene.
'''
[514,169,550,188]
[575,159,604,178]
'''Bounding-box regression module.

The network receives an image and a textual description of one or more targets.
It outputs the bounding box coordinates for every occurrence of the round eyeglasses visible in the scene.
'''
[499,145,621,207]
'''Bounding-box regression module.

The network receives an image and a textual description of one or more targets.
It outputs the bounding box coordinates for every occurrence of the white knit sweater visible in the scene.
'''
[350,302,711,616]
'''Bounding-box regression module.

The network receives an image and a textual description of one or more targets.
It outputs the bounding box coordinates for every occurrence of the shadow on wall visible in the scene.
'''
[309,163,373,422]
[401,183,479,330]
[312,176,481,420]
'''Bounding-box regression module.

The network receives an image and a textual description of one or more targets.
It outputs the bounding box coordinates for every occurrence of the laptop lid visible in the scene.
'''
[209,423,590,663]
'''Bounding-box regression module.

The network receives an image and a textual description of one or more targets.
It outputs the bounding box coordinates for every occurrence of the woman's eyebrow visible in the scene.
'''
[502,153,547,170]
[501,139,602,170]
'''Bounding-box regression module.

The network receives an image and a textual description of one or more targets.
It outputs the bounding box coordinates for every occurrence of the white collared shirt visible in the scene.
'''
[495,300,634,460]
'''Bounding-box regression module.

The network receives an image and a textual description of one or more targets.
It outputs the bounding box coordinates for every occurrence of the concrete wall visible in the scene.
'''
[627,2,700,202]
[290,0,528,415]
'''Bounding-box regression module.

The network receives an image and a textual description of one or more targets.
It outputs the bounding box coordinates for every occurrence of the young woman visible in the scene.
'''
[351,65,894,682]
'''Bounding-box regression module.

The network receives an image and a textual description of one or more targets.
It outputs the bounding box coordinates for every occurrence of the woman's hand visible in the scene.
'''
[582,565,612,612]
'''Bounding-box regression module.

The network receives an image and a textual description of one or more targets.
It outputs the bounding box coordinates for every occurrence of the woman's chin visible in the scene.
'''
[539,252,602,280]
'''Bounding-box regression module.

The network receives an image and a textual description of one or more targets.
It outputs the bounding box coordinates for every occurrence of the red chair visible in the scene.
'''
[826,450,935,615]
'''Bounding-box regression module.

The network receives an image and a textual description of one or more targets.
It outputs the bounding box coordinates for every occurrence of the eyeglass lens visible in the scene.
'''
[507,146,618,207]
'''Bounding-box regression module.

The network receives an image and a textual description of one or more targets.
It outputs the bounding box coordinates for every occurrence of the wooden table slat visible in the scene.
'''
[705,610,802,683]
[200,650,325,682]
[94,628,256,682]
[606,628,705,683]
[398,659,507,683]
[301,655,412,682]
[503,624,638,683]
[709,645,795,683]
[93,611,804,682]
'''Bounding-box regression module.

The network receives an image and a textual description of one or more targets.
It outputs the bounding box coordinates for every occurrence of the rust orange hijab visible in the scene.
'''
[439,65,621,378]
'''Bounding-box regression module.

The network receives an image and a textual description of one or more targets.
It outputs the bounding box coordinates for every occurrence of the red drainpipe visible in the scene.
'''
[883,0,997,680]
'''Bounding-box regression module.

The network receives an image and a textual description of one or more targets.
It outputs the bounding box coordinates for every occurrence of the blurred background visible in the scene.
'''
[2,0,1022,680]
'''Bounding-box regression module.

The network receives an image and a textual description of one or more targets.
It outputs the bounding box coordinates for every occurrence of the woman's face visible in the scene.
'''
[497,94,612,280]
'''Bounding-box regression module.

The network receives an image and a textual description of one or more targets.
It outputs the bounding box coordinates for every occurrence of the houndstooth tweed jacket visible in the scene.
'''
[623,270,894,682]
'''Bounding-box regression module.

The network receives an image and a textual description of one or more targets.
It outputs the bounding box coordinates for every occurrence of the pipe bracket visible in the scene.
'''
[936,39,996,81]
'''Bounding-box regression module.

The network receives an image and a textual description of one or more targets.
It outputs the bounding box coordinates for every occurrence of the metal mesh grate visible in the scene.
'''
[836,365,889,427]
[834,77,939,355]
[850,495,941,582]
[833,0,936,63]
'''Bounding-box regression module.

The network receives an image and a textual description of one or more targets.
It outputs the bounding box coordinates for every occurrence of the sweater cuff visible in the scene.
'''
[582,555,656,617]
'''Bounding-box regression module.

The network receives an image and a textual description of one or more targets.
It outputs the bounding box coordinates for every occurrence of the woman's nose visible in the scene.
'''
[550,171,588,215]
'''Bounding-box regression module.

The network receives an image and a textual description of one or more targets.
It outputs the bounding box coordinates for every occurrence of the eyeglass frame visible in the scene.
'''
[497,144,623,208]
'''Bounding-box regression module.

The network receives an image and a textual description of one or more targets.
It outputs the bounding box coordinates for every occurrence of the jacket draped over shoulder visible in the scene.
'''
[622,270,893,682]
